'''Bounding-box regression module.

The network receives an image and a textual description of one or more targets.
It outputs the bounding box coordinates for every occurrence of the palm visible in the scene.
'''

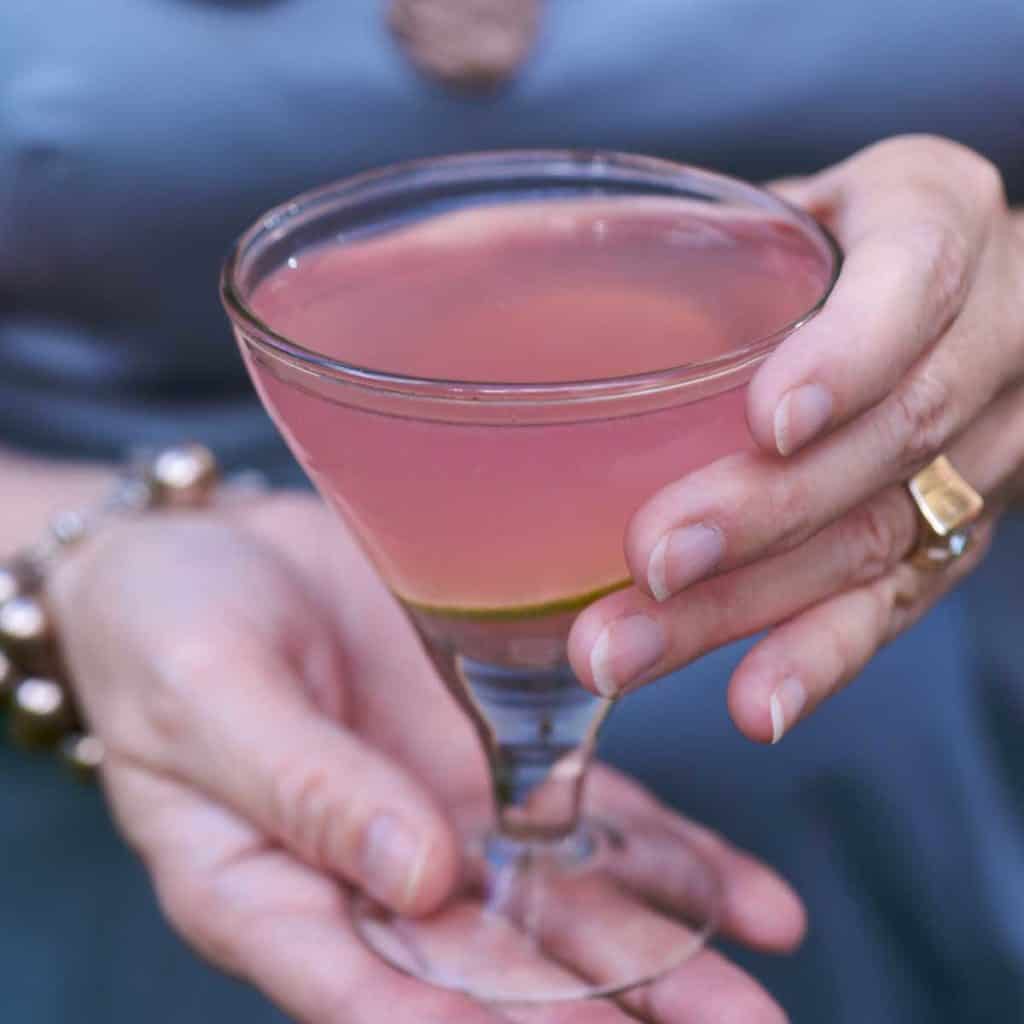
[61,495,798,1022]
[238,494,489,806]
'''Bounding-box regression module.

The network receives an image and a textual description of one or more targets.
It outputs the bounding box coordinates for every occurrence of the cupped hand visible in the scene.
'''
[571,134,1024,741]
[50,493,803,1023]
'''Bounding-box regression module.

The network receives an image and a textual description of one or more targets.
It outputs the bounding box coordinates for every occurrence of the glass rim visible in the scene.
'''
[220,149,842,405]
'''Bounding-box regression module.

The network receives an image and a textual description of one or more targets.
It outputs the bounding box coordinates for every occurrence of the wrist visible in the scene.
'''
[0,448,114,555]
[0,444,239,772]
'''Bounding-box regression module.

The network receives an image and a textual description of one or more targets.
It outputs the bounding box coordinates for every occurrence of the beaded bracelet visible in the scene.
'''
[0,444,227,779]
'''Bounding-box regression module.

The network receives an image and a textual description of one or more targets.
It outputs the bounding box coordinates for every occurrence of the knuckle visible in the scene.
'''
[879,132,952,155]
[825,585,893,685]
[271,756,364,872]
[880,570,918,643]
[144,642,214,745]
[861,135,971,180]
[884,369,955,469]
[880,134,995,179]
[855,137,1004,227]
[839,493,908,583]
[906,219,972,328]
[763,471,814,552]
[855,134,930,168]
[698,573,750,649]
[820,612,858,684]
[870,575,900,634]
[970,154,1007,214]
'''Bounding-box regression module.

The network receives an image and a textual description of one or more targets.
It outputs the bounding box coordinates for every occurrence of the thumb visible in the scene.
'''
[49,516,459,915]
[127,640,459,916]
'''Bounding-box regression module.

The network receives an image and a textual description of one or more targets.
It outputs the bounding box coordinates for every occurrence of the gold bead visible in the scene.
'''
[0,649,19,709]
[59,733,105,780]
[8,677,76,749]
[0,594,59,675]
[148,443,219,507]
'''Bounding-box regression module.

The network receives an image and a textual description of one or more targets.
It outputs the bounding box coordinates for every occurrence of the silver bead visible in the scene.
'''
[59,733,105,780]
[0,594,58,675]
[8,677,75,749]
[113,476,155,513]
[148,444,219,507]
[224,469,269,494]
[50,509,89,547]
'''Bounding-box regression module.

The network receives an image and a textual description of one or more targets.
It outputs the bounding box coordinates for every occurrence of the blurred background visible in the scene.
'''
[2,2,1023,1021]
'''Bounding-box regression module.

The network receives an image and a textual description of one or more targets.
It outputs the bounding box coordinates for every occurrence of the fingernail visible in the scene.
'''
[590,615,666,697]
[769,677,807,744]
[361,814,425,908]
[648,524,724,601]
[774,383,833,456]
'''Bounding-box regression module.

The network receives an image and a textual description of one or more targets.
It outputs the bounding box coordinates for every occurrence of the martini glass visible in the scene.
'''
[221,151,839,1004]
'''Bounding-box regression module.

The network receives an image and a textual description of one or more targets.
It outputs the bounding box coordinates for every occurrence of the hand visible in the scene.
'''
[570,135,1024,742]
[51,494,803,1022]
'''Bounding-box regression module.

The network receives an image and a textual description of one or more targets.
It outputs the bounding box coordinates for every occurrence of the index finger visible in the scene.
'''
[749,135,1005,456]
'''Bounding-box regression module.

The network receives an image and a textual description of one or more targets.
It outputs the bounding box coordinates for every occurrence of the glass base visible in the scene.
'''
[351,818,720,1004]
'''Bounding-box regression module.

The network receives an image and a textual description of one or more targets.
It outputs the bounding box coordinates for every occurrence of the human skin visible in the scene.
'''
[4,133,1021,1022]
[572,136,1024,747]
[41,494,801,1024]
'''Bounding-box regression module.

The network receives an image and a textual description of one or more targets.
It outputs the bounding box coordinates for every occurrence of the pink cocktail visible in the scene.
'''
[248,197,827,641]
[222,152,838,1004]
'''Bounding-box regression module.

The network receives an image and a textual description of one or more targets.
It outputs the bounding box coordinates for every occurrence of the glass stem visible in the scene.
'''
[453,657,612,839]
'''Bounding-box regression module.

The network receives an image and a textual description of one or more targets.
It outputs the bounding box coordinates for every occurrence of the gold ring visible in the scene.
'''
[906,455,984,570]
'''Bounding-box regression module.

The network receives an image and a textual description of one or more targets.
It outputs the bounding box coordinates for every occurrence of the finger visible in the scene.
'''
[571,384,1024,696]
[236,493,487,804]
[526,873,788,1023]
[727,516,997,744]
[150,640,460,914]
[727,384,1024,742]
[944,384,1024,507]
[54,521,459,914]
[751,136,1009,456]
[636,951,789,1024]
[587,768,806,953]
[357,768,794,1019]
[104,765,501,1024]
[387,862,787,1023]
[571,482,919,694]
[622,257,1022,605]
